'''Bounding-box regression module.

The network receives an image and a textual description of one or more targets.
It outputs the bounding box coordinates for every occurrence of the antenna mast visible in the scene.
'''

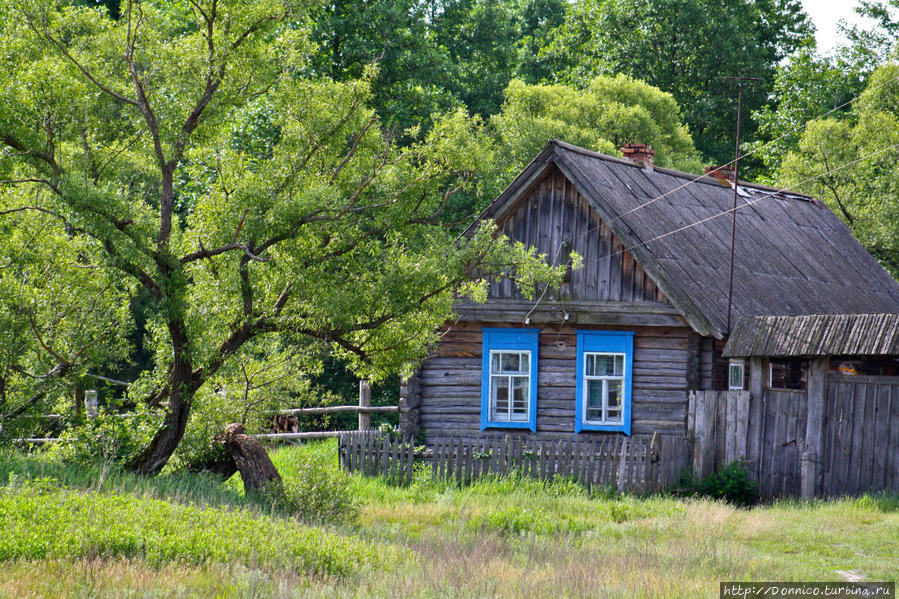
[724,76,760,335]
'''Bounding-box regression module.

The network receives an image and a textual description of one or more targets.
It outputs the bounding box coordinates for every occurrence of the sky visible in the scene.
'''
[801,0,877,53]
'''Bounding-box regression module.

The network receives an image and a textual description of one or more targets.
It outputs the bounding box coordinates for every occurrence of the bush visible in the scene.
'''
[49,410,161,465]
[689,460,759,507]
[274,448,360,525]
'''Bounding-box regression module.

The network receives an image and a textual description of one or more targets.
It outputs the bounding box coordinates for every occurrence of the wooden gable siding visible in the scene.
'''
[489,166,668,304]
[418,321,690,445]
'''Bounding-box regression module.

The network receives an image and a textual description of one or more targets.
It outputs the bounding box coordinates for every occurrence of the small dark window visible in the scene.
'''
[769,359,807,390]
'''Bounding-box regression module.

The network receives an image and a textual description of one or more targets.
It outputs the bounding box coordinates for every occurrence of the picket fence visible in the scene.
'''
[338,430,689,493]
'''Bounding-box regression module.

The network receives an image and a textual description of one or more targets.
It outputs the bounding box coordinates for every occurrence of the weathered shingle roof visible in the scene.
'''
[723,313,899,357]
[473,140,899,338]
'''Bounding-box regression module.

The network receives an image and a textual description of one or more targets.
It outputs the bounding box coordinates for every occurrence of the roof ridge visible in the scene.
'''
[550,139,814,199]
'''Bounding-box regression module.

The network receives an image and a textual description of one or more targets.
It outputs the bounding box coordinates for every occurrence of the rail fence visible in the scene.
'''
[338,430,689,493]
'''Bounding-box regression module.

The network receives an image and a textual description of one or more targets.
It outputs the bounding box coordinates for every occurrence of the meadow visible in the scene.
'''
[0,441,896,598]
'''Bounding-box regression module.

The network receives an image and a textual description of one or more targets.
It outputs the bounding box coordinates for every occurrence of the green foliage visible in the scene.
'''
[779,62,899,276]
[687,460,759,507]
[541,0,813,164]
[0,475,389,575]
[751,47,868,178]
[0,202,134,425]
[49,410,162,465]
[306,0,569,134]
[273,448,360,524]
[0,0,567,471]
[489,75,702,191]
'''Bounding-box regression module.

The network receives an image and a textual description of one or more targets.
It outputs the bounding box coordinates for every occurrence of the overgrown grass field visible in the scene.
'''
[1,441,896,598]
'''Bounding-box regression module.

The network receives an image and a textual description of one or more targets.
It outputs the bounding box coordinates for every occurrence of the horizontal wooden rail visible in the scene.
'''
[253,430,353,441]
[279,405,398,416]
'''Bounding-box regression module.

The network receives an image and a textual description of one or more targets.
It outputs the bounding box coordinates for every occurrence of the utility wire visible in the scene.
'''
[577,140,899,270]
[587,69,899,232]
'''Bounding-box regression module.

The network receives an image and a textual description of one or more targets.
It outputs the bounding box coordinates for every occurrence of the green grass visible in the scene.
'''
[1,442,897,598]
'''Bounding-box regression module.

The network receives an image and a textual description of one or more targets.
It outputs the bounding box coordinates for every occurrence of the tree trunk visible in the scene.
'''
[126,351,195,475]
[217,422,282,494]
[126,386,193,475]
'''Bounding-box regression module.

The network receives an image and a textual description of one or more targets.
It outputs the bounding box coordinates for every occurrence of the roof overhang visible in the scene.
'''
[723,313,899,358]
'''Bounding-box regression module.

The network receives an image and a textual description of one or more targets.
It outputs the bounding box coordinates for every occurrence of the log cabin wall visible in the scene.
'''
[490,165,668,304]
[418,321,692,445]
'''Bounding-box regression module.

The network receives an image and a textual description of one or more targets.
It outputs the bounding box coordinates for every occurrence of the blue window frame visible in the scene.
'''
[481,328,539,431]
[575,330,634,434]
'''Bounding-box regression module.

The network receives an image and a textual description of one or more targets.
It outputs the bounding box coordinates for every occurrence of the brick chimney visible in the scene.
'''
[621,143,654,166]
[705,164,737,182]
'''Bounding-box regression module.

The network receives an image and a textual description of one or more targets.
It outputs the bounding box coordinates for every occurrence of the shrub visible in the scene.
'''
[49,410,161,465]
[690,460,759,507]
[275,448,360,524]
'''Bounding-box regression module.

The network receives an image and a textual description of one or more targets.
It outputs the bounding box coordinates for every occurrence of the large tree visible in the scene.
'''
[0,0,563,474]
[540,0,812,165]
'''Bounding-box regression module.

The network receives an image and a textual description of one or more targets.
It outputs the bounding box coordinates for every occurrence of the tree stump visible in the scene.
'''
[216,423,282,494]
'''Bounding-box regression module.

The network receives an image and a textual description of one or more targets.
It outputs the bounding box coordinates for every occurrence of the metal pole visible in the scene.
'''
[724,76,760,335]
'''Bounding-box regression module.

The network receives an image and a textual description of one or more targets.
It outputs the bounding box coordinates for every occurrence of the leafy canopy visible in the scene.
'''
[540,0,812,165]
[779,63,899,276]
[0,0,566,471]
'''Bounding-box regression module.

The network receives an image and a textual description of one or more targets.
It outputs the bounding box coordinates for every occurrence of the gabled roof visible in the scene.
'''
[471,140,899,338]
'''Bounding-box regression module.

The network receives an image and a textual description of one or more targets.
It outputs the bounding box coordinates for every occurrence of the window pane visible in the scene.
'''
[492,352,501,373]
[614,355,624,376]
[586,380,604,409]
[607,380,623,423]
[586,408,603,421]
[491,376,509,420]
[500,352,520,373]
[511,376,529,421]
[585,354,595,376]
[596,355,615,376]
[729,364,743,389]
[520,352,529,373]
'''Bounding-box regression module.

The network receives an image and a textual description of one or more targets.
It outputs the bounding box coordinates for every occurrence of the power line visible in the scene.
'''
[589,69,899,232]
[576,140,899,271]
[516,71,899,322]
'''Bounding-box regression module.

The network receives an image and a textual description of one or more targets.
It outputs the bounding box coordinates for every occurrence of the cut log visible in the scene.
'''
[217,423,282,494]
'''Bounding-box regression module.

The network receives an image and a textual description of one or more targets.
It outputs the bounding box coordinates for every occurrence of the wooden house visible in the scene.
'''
[399,140,899,495]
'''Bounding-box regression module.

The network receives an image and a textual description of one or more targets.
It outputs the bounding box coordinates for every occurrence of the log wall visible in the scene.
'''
[418,321,692,445]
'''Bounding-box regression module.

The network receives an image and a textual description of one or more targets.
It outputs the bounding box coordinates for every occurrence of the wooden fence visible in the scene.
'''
[338,431,416,484]
[689,376,899,498]
[821,376,899,496]
[338,430,690,493]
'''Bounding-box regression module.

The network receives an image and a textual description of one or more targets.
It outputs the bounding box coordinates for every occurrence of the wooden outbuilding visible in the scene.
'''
[399,139,899,496]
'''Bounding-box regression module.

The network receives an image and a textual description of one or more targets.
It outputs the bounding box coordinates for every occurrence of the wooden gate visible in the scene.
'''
[821,375,899,496]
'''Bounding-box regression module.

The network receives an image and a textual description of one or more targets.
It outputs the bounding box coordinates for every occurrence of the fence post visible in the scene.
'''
[84,389,98,420]
[800,451,816,499]
[747,357,768,478]
[803,357,829,497]
[358,380,371,430]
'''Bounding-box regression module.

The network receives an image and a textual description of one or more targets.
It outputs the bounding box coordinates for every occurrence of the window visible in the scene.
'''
[728,360,745,390]
[769,359,807,390]
[481,328,538,431]
[576,331,633,434]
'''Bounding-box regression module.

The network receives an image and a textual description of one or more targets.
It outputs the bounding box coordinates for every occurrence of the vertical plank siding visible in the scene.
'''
[339,431,690,494]
[820,376,899,496]
[489,166,669,305]
[689,378,899,498]
[420,321,692,445]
